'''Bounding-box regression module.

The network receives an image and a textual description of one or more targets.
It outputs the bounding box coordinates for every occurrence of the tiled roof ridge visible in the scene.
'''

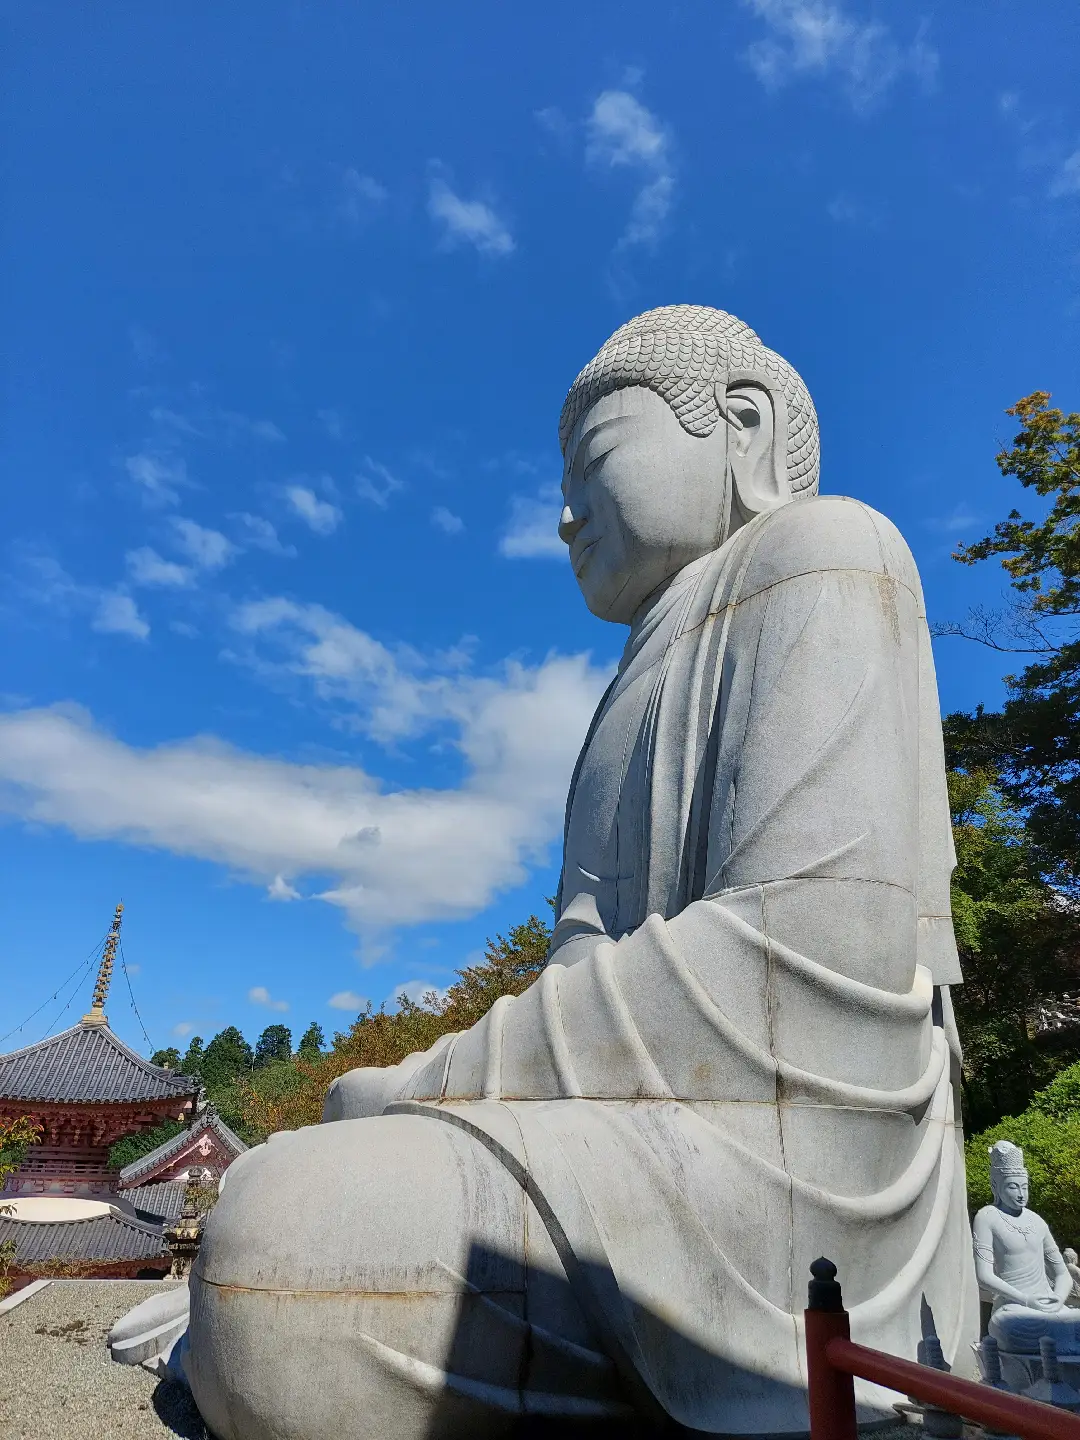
[91,1024,196,1094]
[118,1107,248,1184]
[0,1018,197,1103]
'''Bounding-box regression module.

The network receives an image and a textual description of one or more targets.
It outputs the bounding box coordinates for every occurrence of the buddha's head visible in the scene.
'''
[558,305,819,624]
[989,1140,1029,1215]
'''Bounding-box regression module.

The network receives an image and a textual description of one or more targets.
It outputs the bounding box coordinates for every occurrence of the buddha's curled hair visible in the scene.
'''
[559,304,819,497]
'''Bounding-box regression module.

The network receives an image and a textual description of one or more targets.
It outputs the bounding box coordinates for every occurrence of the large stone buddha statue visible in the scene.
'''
[113,306,978,1437]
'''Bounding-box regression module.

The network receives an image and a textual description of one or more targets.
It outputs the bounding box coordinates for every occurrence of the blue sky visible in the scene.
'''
[2,1,1078,1057]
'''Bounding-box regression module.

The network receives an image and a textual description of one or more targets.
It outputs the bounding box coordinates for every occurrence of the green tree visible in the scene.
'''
[150,1046,182,1070]
[966,1059,1080,1250]
[946,766,1080,1130]
[297,1022,325,1058]
[0,1116,42,1195]
[200,1026,253,1089]
[254,1024,292,1068]
[180,1036,205,1076]
[108,1117,187,1172]
[938,393,1080,891]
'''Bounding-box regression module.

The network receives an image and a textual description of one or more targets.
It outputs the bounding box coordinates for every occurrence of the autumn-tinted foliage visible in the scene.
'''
[236,913,551,1139]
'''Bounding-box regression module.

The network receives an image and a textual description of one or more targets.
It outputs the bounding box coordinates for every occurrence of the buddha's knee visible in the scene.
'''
[185,1112,601,1439]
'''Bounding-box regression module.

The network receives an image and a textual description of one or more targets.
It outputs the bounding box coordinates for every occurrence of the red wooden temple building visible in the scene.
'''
[0,905,245,1282]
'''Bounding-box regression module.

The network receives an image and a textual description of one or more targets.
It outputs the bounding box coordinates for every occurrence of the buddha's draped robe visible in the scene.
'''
[190,495,978,1438]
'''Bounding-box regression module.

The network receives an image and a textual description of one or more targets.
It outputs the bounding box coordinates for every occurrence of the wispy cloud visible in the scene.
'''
[355,458,403,510]
[248,985,289,1012]
[92,592,150,641]
[586,90,675,248]
[317,408,346,440]
[925,504,982,535]
[172,1021,194,1037]
[171,518,236,570]
[499,484,565,560]
[232,513,296,557]
[388,979,449,1010]
[826,193,878,225]
[285,483,343,536]
[12,550,152,640]
[328,990,369,1011]
[741,0,938,109]
[430,505,464,536]
[428,177,514,257]
[340,169,388,227]
[126,547,193,589]
[267,874,301,901]
[124,452,188,507]
[1050,149,1080,199]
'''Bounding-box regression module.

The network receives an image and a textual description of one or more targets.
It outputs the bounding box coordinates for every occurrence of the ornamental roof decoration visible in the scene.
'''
[0,1021,196,1105]
[118,1107,248,1186]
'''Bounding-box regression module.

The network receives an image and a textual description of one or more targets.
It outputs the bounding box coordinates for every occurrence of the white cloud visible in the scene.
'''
[172,1021,194,1037]
[216,411,285,444]
[233,513,296,557]
[124,452,187,506]
[317,408,345,440]
[249,985,289,1012]
[1050,149,1080,199]
[127,547,193,588]
[341,169,388,226]
[586,90,675,248]
[388,979,450,1010]
[741,0,938,109]
[285,484,343,536]
[428,178,514,257]
[355,458,403,509]
[267,874,301,901]
[499,484,565,560]
[431,506,464,536]
[171,517,236,570]
[925,504,982,535]
[92,593,150,641]
[0,634,608,935]
[328,990,369,1011]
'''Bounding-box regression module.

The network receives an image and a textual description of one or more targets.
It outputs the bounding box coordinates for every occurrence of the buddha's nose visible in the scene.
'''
[559,505,584,544]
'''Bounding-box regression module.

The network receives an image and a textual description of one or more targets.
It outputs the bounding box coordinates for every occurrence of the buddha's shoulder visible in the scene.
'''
[741,494,923,603]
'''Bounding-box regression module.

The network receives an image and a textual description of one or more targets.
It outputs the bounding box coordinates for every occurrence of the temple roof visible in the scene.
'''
[118,1108,248,1185]
[0,1020,196,1105]
[127,1180,188,1224]
[0,1208,166,1264]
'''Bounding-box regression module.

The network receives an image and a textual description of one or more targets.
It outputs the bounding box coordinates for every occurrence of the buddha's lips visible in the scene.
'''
[572,536,600,575]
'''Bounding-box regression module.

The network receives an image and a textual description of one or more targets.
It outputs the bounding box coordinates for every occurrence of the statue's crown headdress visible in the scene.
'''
[989,1140,1027,1179]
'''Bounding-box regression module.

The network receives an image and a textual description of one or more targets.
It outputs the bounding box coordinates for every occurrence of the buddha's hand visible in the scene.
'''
[1027,1295,1064,1313]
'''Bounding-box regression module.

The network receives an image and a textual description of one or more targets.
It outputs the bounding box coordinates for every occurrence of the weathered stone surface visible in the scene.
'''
[112,304,979,1437]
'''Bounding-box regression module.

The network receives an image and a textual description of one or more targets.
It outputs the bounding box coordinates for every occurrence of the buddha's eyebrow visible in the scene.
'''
[569,413,628,465]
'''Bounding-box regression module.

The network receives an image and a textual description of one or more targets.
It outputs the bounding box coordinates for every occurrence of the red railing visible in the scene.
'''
[805,1259,1080,1440]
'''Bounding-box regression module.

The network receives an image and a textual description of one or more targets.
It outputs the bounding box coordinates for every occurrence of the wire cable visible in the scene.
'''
[0,934,109,1048]
[118,937,155,1053]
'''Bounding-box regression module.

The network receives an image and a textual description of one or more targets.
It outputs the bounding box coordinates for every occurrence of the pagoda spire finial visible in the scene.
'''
[83,902,123,1025]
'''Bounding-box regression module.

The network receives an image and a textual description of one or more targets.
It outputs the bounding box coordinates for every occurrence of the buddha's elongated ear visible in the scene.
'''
[720,380,788,518]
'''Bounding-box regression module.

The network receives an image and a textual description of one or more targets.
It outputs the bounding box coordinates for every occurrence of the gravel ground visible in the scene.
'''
[0,1281,206,1440]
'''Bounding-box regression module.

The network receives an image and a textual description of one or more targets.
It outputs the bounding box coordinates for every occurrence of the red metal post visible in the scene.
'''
[804,1258,858,1440]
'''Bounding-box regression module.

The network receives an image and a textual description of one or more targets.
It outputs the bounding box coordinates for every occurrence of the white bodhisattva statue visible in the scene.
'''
[974,1140,1080,1361]
[111,306,978,1438]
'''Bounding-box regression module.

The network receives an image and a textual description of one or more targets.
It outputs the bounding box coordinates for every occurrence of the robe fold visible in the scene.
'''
[166,492,976,1438]
[318,494,977,1433]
